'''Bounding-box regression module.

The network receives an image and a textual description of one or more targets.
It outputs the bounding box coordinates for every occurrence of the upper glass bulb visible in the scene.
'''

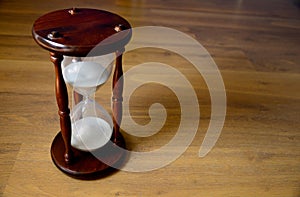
[61,54,114,95]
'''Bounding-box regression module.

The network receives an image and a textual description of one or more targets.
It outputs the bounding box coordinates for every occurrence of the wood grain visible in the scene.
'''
[0,0,299,196]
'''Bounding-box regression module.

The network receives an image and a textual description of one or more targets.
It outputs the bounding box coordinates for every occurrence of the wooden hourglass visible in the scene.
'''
[32,8,131,178]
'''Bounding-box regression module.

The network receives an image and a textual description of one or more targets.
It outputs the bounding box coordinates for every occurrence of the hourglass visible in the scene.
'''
[32,8,131,178]
[62,54,115,152]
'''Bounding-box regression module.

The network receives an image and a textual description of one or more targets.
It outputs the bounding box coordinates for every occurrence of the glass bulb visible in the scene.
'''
[61,54,115,151]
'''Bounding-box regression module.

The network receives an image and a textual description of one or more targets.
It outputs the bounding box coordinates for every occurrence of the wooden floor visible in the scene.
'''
[1,0,300,196]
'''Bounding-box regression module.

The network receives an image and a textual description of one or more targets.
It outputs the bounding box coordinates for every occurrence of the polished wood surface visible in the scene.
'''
[32,8,132,56]
[50,131,126,179]
[50,52,73,164]
[0,0,299,196]
[112,50,124,143]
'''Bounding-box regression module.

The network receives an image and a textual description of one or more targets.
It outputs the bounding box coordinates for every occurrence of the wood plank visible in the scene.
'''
[0,0,299,196]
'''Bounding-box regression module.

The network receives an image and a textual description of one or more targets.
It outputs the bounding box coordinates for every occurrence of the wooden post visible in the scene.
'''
[50,52,73,164]
[112,49,124,143]
[73,91,83,105]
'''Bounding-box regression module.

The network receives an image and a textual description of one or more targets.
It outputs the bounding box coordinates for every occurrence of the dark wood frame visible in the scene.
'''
[32,8,131,179]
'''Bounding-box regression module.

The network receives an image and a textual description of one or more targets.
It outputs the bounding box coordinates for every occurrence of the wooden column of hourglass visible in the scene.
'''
[32,8,131,179]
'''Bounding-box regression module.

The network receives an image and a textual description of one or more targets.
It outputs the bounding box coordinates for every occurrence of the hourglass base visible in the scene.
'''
[50,130,126,179]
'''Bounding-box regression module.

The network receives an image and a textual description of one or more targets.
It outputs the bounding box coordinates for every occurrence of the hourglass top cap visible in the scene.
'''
[32,8,132,56]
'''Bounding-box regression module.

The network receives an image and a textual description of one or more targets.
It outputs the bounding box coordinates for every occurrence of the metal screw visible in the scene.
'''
[114,24,125,32]
[68,8,77,15]
[47,31,61,39]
